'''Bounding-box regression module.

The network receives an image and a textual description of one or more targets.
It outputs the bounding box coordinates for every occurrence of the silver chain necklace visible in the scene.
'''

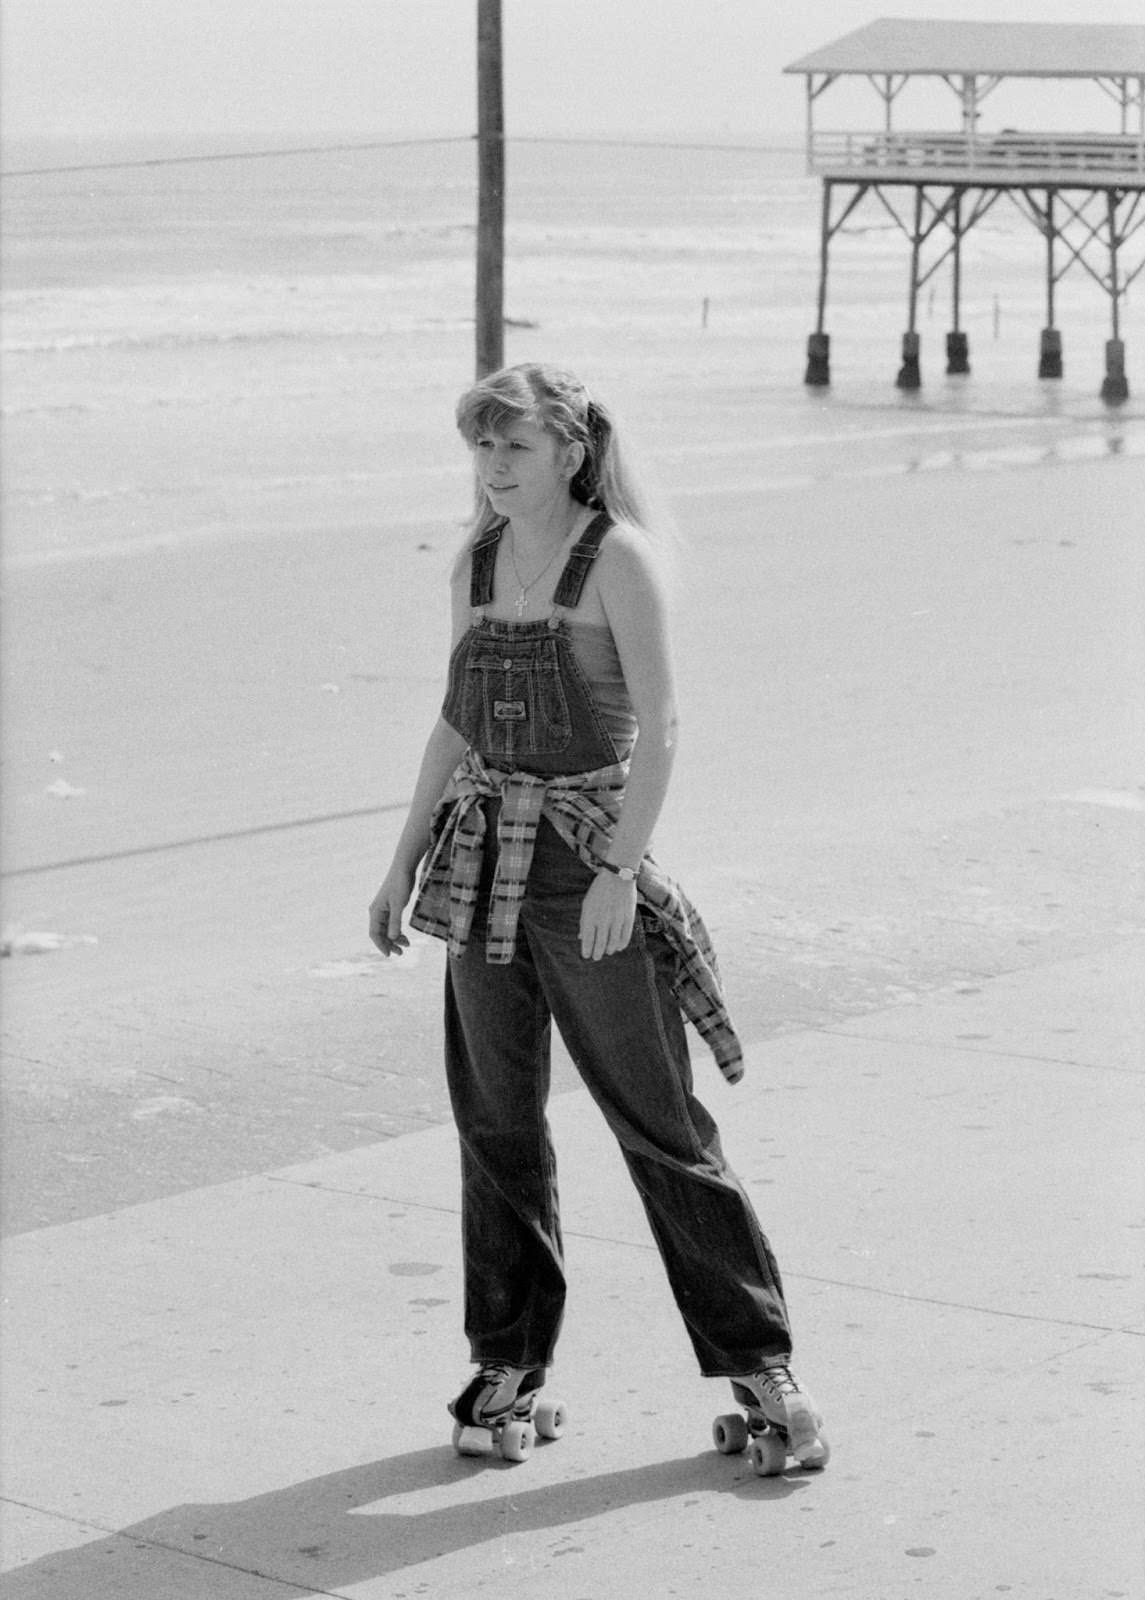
[507,524,575,617]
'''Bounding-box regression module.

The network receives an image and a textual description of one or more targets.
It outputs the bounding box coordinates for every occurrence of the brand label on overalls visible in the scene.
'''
[494,700,527,721]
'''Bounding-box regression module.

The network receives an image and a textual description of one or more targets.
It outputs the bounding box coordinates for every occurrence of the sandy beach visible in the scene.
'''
[2,135,1143,1595]
[3,421,1143,1219]
[6,134,1145,1235]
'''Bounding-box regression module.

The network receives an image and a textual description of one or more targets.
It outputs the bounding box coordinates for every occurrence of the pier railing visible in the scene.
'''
[809,130,1145,186]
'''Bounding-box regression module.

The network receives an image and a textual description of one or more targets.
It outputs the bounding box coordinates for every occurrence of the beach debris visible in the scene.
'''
[130,1095,203,1121]
[1060,788,1145,812]
[320,682,341,694]
[1,925,99,957]
[308,957,378,979]
[45,779,87,798]
[48,749,64,763]
[310,941,426,979]
[503,315,538,329]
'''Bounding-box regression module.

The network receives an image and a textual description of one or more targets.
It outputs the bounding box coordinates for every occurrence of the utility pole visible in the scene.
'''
[475,0,504,377]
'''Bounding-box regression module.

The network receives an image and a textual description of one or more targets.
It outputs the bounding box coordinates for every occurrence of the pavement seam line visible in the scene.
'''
[815,1028,1142,1076]
[263,1176,1139,1338]
[790,1275,1142,1336]
[1,800,413,878]
[264,1175,462,1219]
[0,1495,351,1597]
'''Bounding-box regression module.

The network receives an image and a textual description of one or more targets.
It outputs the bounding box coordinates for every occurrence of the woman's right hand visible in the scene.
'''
[369,862,416,956]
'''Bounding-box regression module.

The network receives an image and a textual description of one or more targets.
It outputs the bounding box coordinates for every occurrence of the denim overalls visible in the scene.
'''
[439,515,792,1376]
[442,511,624,775]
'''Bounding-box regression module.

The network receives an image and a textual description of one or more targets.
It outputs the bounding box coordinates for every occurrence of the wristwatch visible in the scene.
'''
[597,859,638,883]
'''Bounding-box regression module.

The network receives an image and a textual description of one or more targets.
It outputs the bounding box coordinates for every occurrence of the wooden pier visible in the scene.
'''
[784,20,1145,402]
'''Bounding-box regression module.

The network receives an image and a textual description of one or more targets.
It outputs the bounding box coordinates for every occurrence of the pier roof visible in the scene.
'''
[784,19,1145,81]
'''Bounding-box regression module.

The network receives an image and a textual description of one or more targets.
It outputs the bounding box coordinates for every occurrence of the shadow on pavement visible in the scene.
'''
[6,1442,811,1596]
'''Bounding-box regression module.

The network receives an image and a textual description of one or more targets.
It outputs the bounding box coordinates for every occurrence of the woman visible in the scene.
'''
[368,363,827,1472]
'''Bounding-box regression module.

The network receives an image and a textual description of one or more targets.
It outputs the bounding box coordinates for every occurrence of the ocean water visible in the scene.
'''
[2,135,1142,566]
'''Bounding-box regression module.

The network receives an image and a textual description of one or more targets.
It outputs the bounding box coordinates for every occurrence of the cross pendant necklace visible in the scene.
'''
[508,529,569,617]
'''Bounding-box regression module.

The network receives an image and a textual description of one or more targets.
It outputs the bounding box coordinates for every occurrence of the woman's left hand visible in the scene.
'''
[580,871,638,961]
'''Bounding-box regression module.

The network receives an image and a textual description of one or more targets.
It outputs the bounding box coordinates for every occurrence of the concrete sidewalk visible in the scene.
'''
[2,938,1142,1599]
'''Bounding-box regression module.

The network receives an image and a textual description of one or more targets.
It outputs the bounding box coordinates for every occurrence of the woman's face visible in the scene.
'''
[472,418,578,519]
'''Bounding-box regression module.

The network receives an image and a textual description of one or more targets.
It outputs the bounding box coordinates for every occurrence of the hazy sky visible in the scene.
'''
[3,0,1142,146]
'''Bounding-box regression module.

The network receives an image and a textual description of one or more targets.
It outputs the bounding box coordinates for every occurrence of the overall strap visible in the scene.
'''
[552,511,613,609]
[468,522,506,608]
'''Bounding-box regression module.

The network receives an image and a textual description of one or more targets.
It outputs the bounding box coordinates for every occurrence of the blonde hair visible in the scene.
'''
[455,363,656,548]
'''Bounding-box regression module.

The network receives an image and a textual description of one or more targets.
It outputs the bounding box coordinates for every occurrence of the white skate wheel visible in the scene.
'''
[713,1413,750,1454]
[534,1398,567,1439]
[499,1420,534,1462]
[454,1423,495,1457]
[749,1431,788,1477]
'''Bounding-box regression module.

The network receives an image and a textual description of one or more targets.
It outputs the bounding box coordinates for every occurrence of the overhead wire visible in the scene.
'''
[1,133,475,179]
[2,132,799,180]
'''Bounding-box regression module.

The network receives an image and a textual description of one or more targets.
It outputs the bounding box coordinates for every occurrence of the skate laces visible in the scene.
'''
[757,1360,802,1399]
[752,1361,822,1454]
[477,1360,517,1387]
[475,1361,521,1412]
[449,1360,523,1427]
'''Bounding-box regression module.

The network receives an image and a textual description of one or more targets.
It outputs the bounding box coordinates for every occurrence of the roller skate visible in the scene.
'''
[448,1360,568,1463]
[713,1358,829,1476]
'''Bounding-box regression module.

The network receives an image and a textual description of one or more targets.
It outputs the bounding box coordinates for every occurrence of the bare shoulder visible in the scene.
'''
[592,521,675,710]
[450,549,472,598]
[593,521,670,619]
[599,518,657,569]
[449,550,474,644]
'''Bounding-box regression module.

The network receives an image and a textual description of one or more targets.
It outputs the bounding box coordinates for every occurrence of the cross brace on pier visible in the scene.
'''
[785,20,1145,403]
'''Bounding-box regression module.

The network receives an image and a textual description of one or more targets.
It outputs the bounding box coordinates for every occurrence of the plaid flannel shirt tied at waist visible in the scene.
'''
[409,749,744,1083]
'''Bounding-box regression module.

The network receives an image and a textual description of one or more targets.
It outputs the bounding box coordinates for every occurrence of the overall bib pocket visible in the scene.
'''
[444,629,573,760]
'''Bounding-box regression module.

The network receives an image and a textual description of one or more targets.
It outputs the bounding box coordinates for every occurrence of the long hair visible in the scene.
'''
[454,363,657,551]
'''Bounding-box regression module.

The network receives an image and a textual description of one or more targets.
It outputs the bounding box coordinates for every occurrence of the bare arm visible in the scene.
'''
[368,565,472,955]
[389,715,469,876]
[579,527,678,960]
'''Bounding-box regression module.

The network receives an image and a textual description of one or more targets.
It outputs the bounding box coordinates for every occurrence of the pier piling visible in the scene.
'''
[1038,327,1063,379]
[804,332,831,385]
[1101,337,1129,404]
[946,331,970,374]
[896,331,922,389]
